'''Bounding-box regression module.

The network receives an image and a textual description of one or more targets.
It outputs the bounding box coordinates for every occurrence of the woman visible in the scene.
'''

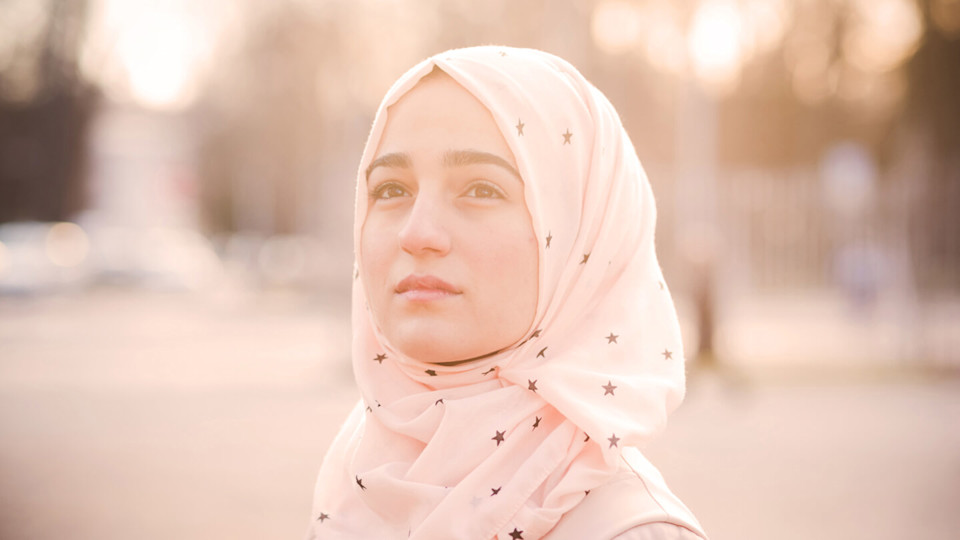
[308,46,706,540]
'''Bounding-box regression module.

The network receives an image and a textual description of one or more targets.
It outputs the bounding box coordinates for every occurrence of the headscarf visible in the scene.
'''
[309,46,693,540]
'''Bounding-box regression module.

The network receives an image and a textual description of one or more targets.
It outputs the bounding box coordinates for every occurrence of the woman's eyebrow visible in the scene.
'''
[443,150,522,181]
[365,150,522,182]
[365,152,411,180]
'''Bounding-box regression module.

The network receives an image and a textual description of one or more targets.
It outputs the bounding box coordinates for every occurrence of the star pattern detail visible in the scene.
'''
[608,433,620,448]
[580,253,590,264]
[482,366,497,376]
[537,347,547,358]
[373,353,386,364]
[365,405,373,413]
[662,349,673,360]
[602,381,617,396]
[356,475,366,490]
[584,433,590,442]
[492,430,505,446]
[562,129,573,144]
[425,369,437,376]
[532,416,541,429]
[317,512,330,523]
[491,486,501,496]
[606,332,619,344]
[527,379,538,392]
[435,398,444,405]
[510,528,524,539]
[516,119,524,136]
[531,329,542,338]
[545,232,552,248]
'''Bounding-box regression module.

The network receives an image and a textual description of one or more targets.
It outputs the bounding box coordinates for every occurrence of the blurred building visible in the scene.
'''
[1,0,959,364]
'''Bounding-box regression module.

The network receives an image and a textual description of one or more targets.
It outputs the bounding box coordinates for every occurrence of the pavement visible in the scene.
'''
[0,288,958,539]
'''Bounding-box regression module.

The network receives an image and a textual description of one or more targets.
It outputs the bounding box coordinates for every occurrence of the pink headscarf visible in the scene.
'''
[309,46,693,540]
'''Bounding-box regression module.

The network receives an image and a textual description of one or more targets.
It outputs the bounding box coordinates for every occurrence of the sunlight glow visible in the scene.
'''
[688,0,745,94]
[81,0,228,111]
[116,11,200,109]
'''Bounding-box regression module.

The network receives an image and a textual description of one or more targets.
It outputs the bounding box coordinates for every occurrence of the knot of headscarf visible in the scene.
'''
[309,46,687,540]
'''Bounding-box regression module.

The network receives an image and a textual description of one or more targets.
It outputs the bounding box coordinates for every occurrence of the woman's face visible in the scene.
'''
[361,72,538,365]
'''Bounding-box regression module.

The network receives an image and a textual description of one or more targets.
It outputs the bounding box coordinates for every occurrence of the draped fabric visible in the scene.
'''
[308,46,697,540]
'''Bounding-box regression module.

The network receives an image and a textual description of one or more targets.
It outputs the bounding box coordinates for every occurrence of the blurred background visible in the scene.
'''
[0,0,958,539]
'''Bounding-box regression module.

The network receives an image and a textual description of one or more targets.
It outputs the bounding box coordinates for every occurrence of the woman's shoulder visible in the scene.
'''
[544,448,707,540]
[611,522,706,540]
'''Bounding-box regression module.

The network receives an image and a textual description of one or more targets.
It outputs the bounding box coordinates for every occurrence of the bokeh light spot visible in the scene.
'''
[45,222,90,268]
[591,0,644,55]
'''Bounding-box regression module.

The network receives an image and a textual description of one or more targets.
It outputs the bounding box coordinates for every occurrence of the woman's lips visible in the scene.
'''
[395,274,461,301]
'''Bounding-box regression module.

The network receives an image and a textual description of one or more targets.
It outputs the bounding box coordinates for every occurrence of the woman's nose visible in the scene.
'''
[397,194,451,256]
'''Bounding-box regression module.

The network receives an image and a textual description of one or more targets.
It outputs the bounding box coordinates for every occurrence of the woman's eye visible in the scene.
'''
[370,183,409,200]
[464,182,504,199]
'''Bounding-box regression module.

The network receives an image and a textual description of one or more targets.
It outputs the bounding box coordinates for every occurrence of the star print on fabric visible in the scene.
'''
[435,398,444,405]
[356,475,367,490]
[491,486,502,496]
[516,119,524,136]
[602,381,617,396]
[537,347,547,358]
[317,512,330,523]
[373,353,386,364]
[608,434,620,448]
[376,400,382,407]
[562,129,573,144]
[606,332,619,344]
[365,405,373,413]
[492,430,505,446]
[580,253,590,264]
[585,490,591,495]
[531,329,542,338]
[532,416,541,429]
[425,369,437,376]
[482,366,497,376]
[662,349,673,360]
[527,379,538,392]
[510,528,524,539]
[545,232,552,248]
[584,433,590,442]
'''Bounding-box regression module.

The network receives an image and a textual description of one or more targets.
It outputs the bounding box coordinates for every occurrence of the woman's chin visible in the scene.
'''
[387,327,483,365]
[394,340,478,365]
[383,317,526,366]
